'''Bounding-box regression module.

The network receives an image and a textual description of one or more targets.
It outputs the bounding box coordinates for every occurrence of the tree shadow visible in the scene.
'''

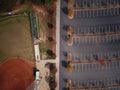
[44,62,51,68]
[61,35,68,41]
[47,22,53,29]
[63,0,68,3]
[45,75,50,83]
[63,25,69,31]
[33,67,39,76]
[62,7,68,15]
[62,51,68,57]
[61,60,67,68]
[62,87,68,90]
[63,78,68,83]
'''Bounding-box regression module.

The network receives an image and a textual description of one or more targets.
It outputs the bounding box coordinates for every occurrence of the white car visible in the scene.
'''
[35,70,41,90]
[8,12,15,15]
[36,70,40,80]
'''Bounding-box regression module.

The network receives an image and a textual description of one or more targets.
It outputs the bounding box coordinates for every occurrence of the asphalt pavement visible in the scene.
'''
[60,0,120,90]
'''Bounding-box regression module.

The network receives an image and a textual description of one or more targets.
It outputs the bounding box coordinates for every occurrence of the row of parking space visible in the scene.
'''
[74,24,120,35]
[75,0,120,8]
[72,78,120,88]
[73,35,120,44]
[72,51,120,62]
[72,87,120,90]
[75,8,120,18]
[72,61,120,72]
[99,87,120,90]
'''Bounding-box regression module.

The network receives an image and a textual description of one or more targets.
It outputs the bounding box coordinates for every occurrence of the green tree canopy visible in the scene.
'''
[31,0,54,7]
[31,0,44,5]
[45,0,53,7]
[0,0,16,12]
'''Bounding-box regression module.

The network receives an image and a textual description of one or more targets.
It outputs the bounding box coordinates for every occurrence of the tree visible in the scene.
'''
[68,0,74,19]
[0,0,16,12]
[67,26,74,36]
[45,62,51,68]
[54,0,57,2]
[45,75,50,83]
[46,49,56,59]
[68,0,74,7]
[49,63,57,90]
[19,0,25,4]
[31,0,44,5]
[67,26,74,46]
[67,63,73,73]
[62,7,68,15]
[45,0,53,7]
[49,80,57,90]
[68,9,74,19]
[47,49,54,56]
[67,36,73,46]
[47,22,53,29]
[50,63,57,74]
[31,0,54,7]
[47,8,54,15]
[67,53,72,62]
[66,80,72,90]
[48,37,54,42]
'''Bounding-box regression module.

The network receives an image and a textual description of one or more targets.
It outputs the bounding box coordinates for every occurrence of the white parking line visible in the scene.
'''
[117,8,119,15]
[86,10,89,17]
[84,37,87,43]
[86,37,89,44]
[106,36,108,43]
[115,25,118,32]
[75,0,77,8]
[100,52,103,60]
[78,11,81,18]
[89,10,91,17]
[108,9,110,16]
[108,25,110,33]
[106,52,109,60]
[113,8,115,15]
[92,10,94,17]
[102,10,106,16]
[76,11,78,18]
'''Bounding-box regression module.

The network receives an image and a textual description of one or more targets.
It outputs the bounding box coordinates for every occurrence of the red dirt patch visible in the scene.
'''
[0,58,35,90]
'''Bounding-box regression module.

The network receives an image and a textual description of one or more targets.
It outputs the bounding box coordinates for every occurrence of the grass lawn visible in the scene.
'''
[38,13,52,59]
[38,8,56,59]
[0,15,34,63]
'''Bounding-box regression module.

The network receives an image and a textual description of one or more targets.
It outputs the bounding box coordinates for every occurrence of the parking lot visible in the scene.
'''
[60,0,120,90]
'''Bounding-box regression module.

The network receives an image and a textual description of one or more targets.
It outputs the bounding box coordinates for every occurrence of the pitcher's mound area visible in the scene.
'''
[0,58,35,90]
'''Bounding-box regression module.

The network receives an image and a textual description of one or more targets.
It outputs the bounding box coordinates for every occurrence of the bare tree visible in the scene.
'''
[67,62,73,73]
[67,53,72,62]
[66,79,72,90]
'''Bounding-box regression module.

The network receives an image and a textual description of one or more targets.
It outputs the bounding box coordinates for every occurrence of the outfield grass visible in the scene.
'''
[0,15,34,63]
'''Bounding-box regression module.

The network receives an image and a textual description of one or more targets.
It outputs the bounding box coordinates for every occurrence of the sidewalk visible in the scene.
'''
[55,0,60,89]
